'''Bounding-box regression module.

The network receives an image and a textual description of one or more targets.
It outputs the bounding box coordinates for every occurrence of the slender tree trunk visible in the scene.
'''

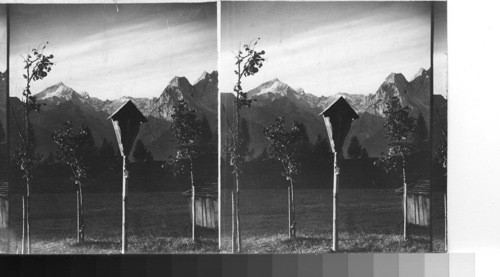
[21,196,25,254]
[76,182,85,243]
[289,179,297,238]
[231,190,236,253]
[234,83,242,253]
[76,183,80,243]
[24,77,31,255]
[288,186,291,238]
[402,158,407,241]
[80,183,85,242]
[235,174,241,253]
[26,176,30,254]
[191,185,195,242]
[190,159,196,242]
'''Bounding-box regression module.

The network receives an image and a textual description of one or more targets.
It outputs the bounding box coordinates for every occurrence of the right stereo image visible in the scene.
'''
[219,1,447,254]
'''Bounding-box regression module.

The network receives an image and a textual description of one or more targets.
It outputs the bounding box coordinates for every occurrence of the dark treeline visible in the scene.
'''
[222,119,445,191]
[9,150,217,194]
[8,122,217,194]
[222,135,402,191]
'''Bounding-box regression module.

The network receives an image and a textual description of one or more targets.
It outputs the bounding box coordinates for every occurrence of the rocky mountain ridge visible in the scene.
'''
[222,68,437,157]
[7,71,218,160]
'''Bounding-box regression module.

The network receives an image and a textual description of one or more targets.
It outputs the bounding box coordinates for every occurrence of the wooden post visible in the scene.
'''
[108,100,147,254]
[122,156,128,254]
[332,152,339,252]
[192,185,196,242]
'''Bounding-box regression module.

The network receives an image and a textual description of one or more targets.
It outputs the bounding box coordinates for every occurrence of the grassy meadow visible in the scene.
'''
[220,189,446,253]
[0,192,218,254]
[0,189,446,254]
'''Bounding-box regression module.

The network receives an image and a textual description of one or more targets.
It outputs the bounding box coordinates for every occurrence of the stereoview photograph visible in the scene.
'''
[220,1,447,253]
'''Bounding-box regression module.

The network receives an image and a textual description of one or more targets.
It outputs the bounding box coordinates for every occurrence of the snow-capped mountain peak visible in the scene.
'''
[412,68,428,81]
[247,78,297,97]
[195,71,210,84]
[296,87,306,95]
[37,82,78,101]
[79,91,90,99]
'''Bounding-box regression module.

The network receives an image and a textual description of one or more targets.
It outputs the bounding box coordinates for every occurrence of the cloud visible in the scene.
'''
[9,4,216,99]
[220,2,431,96]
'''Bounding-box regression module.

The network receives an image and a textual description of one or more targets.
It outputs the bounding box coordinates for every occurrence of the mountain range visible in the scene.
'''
[1,67,448,161]
[5,71,218,161]
[222,68,446,157]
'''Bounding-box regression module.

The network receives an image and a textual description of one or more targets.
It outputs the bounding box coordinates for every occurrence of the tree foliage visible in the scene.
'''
[168,99,202,176]
[263,117,303,181]
[375,97,416,174]
[233,38,266,110]
[14,43,55,183]
[52,121,96,185]
[435,139,447,171]
[228,38,266,175]
[13,119,39,181]
[52,121,94,243]
[20,42,55,115]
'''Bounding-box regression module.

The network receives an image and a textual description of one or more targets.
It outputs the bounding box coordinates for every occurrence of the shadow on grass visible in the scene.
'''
[195,226,218,238]
[281,236,330,245]
[69,239,120,250]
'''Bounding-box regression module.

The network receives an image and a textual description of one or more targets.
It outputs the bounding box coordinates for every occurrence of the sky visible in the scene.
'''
[221,1,432,96]
[0,5,6,72]
[434,1,448,97]
[9,4,217,100]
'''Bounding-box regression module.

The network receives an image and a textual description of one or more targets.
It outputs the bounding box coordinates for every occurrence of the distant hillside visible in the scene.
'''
[5,71,218,161]
[222,68,443,157]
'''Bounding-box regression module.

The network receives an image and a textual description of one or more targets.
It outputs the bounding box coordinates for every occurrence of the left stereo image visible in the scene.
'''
[0,3,218,254]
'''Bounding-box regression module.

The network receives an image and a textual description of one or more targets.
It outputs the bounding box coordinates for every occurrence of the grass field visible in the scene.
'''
[0,192,218,254]
[220,189,446,253]
[0,189,446,254]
